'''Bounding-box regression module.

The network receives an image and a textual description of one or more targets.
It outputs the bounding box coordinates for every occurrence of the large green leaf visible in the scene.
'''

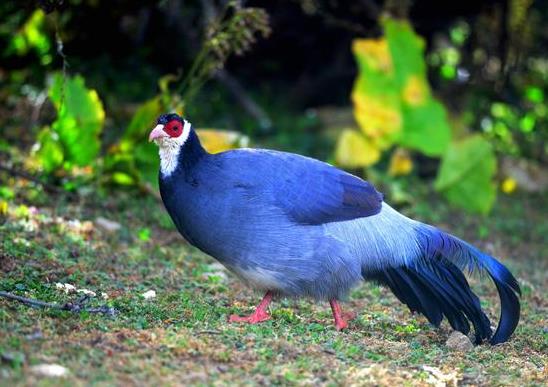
[384,19,427,90]
[384,19,450,155]
[399,101,452,155]
[351,39,402,145]
[48,73,105,166]
[435,135,497,214]
[345,18,451,163]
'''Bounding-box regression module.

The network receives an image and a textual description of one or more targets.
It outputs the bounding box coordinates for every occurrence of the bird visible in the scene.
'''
[149,113,520,344]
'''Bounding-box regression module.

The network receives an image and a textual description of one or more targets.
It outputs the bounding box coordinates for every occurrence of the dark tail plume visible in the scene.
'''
[365,224,520,344]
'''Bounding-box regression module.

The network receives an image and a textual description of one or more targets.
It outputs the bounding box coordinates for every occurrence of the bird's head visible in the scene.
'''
[149,113,203,176]
[148,113,191,148]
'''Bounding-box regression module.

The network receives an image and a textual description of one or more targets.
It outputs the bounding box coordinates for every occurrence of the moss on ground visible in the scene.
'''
[0,182,546,386]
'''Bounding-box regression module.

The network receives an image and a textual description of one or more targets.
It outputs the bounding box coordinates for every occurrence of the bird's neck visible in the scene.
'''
[160,130,207,178]
[179,130,208,170]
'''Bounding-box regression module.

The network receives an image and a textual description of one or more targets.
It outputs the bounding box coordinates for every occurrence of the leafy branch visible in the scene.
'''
[176,1,271,106]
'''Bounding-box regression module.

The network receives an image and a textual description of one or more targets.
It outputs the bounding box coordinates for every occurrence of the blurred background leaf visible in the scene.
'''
[435,135,497,213]
[32,73,104,174]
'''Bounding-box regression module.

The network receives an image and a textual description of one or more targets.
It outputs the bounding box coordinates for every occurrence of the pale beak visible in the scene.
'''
[148,125,167,142]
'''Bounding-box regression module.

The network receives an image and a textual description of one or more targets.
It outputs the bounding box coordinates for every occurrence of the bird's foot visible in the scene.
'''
[228,291,273,325]
[330,299,355,331]
[334,318,349,331]
[228,310,270,324]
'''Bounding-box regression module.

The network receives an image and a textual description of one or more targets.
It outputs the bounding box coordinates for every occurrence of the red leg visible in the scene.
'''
[329,299,354,331]
[229,291,273,324]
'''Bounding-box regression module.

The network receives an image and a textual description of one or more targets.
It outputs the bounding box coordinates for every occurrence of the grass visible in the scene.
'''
[0,181,546,386]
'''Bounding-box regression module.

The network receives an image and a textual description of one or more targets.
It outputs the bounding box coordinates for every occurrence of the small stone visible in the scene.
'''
[445,331,473,351]
[142,290,156,300]
[29,364,70,377]
[77,289,97,297]
[55,283,76,294]
[95,217,121,233]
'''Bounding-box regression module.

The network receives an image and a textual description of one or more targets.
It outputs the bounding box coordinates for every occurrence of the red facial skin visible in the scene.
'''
[164,120,184,138]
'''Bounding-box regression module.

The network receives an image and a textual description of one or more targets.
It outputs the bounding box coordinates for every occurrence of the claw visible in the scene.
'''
[228,311,270,324]
[330,299,355,331]
[228,291,273,325]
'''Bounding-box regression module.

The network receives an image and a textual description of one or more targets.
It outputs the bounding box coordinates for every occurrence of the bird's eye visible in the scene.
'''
[165,120,184,138]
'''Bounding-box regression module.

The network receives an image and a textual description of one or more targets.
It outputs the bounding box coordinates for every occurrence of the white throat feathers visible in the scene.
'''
[157,120,191,177]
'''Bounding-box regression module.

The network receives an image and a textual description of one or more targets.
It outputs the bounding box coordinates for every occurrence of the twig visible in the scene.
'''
[0,291,116,316]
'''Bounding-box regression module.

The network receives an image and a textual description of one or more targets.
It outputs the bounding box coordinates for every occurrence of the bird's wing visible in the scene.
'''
[270,152,384,225]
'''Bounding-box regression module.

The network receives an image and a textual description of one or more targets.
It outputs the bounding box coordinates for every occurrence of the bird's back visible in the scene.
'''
[159,148,370,299]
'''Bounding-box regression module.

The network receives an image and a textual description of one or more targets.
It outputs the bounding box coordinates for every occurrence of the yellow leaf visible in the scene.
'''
[352,39,393,73]
[0,200,8,216]
[335,129,380,168]
[501,177,517,194]
[388,148,413,176]
[352,93,402,142]
[402,75,429,106]
[196,129,249,154]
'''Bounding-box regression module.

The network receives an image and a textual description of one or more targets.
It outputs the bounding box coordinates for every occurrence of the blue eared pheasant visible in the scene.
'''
[150,113,520,344]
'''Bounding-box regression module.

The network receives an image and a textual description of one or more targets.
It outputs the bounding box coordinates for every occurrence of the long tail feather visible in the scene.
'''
[417,224,521,344]
[365,224,521,344]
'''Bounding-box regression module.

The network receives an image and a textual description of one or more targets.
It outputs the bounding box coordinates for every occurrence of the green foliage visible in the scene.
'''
[428,18,547,161]
[34,127,63,173]
[435,135,497,214]
[341,18,451,166]
[116,96,164,186]
[35,73,105,173]
[337,18,497,214]
[49,73,105,165]
[106,3,270,188]
[384,19,451,154]
[6,9,52,65]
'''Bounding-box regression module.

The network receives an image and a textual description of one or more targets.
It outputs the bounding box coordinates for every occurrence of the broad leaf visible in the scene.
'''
[352,39,402,146]
[384,18,450,155]
[435,135,497,214]
[399,101,452,155]
[335,129,380,167]
[384,19,427,90]
[48,73,105,166]
[345,18,451,164]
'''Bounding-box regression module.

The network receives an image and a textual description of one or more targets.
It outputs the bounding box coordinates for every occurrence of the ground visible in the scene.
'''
[0,180,546,386]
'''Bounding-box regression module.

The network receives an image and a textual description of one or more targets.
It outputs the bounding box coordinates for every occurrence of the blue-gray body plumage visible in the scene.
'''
[158,124,520,344]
